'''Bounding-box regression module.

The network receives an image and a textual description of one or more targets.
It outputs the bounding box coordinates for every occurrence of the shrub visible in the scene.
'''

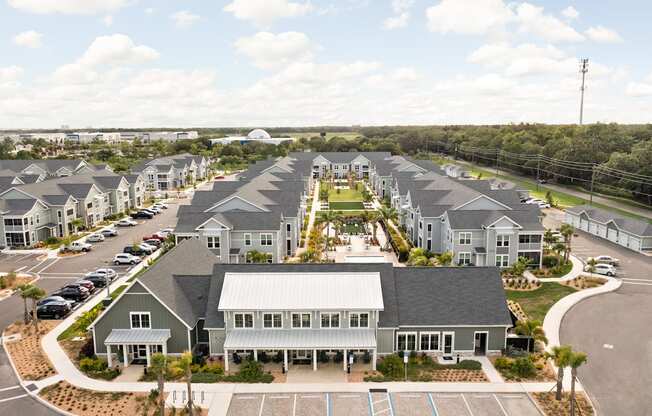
[363,375,387,382]
[191,372,221,383]
[542,255,558,268]
[80,357,107,372]
[513,357,536,378]
[377,354,404,380]
[454,360,482,370]
[494,357,513,370]
[45,236,61,245]
[238,359,265,382]
[78,337,96,359]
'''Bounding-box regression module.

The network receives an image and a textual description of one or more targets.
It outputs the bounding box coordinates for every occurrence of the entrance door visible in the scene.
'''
[132,344,147,360]
[474,332,488,355]
[294,350,310,360]
[443,332,454,357]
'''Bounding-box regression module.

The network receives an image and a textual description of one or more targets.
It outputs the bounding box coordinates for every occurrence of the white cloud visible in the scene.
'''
[120,69,218,99]
[13,30,43,48]
[145,8,155,14]
[426,0,514,35]
[561,6,579,19]
[391,67,419,82]
[234,32,313,70]
[515,3,584,42]
[626,82,652,97]
[468,43,571,76]
[585,26,623,43]
[383,0,413,29]
[0,66,24,84]
[171,11,201,28]
[76,34,159,67]
[224,0,312,27]
[7,0,129,15]
[102,15,114,27]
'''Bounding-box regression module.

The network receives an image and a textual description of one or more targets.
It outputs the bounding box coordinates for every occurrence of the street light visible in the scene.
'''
[403,352,408,381]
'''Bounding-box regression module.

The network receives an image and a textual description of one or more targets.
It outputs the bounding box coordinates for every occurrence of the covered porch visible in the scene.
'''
[223,329,377,373]
[104,329,171,368]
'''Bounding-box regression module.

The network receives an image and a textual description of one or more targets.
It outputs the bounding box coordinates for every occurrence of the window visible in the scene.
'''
[458,252,471,265]
[397,333,417,351]
[519,234,541,244]
[496,235,510,247]
[207,236,220,249]
[263,313,282,328]
[427,239,432,251]
[420,333,440,351]
[419,221,423,230]
[286,223,291,233]
[130,312,151,329]
[234,313,254,328]
[244,233,251,246]
[266,253,273,263]
[320,312,340,328]
[495,254,510,267]
[57,210,62,220]
[86,202,93,209]
[260,233,273,246]
[349,312,369,328]
[458,232,472,245]
[67,208,74,216]
[427,223,432,236]
[292,313,311,328]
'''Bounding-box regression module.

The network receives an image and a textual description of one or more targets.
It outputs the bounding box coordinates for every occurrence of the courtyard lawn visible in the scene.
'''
[505,283,577,322]
[330,201,365,210]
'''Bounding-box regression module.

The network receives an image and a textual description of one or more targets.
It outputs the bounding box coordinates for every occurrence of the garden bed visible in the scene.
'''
[562,275,606,290]
[532,392,594,416]
[4,320,58,380]
[39,381,146,416]
[364,354,487,382]
[491,353,555,382]
[505,283,577,321]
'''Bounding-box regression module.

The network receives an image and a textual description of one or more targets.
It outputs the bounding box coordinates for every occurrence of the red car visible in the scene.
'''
[143,233,166,242]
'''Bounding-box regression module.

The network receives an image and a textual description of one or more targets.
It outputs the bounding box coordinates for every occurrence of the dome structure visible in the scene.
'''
[247,129,272,140]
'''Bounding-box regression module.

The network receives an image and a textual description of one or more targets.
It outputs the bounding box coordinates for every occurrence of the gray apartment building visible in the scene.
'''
[131,154,210,192]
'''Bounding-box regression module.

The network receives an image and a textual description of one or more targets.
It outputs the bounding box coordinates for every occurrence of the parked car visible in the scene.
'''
[131,211,154,219]
[37,302,71,319]
[138,243,156,254]
[100,228,119,237]
[584,263,617,277]
[153,202,168,209]
[74,280,96,293]
[81,275,108,288]
[146,206,161,214]
[37,296,75,308]
[143,233,166,242]
[535,201,551,209]
[53,285,90,302]
[86,233,105,243]
[117,219,137,227]
[87,268,118,281]
[159,228,174,236]
[66,241,92,252]
[587,255,620,266]
[143,238,162,248]
[113,253,142,265]
[123,246,147,256]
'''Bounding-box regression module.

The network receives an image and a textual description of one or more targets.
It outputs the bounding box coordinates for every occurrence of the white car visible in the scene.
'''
[587,255,619,266]
[147,206,162,214]
[66,241,92,252]
[140,242,158,252]
[549,231,564,241]
[535,201,551,209]
[113,253,142,265]
[86,233,105,243]
[117,219,137,227]
[153,202,168,209]
[585,263,617,277]
[87,268,117,281]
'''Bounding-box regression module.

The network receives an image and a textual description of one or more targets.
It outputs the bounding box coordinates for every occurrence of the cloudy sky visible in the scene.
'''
[0,0,650,128]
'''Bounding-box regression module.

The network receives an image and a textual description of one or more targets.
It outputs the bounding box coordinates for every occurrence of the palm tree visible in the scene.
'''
[70,218,85,233]
[560,224,574,264]
[553,242,566,266]
[17,283,34,324]
[332,212,344,243]
[568,350,588,416]
[367,212,380,242]
[545,345,572,401]
[320,210,337,252]
[150,353,168,416]
[407,248,430,266]
[543,229,557,249]
[173,351,195,416]
[586,257,597,274]
[25,285,46,336]
[514,320,547,352]
[378,206,398,225]
[246,250,269,264]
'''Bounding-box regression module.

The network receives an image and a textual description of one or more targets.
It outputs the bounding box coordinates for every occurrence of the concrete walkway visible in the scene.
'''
[475,357,504,383]
[294,181,320,259]
[538,254,584,282]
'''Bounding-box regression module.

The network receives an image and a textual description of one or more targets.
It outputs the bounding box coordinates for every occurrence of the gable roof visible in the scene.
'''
[567,204,652,237]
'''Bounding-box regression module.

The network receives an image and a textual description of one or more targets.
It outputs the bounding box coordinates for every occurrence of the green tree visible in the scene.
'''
[545,345,572,401]
[436,251,453,266]
[514,320,547,352]
[173,351,195,416]
[569,350,588,416]
[553,242,566,266]
[70,218,85,232]
[586,257,597,274]
[25,285,46,336]
[320,210,338,252]
[150,353,168,416]
[560,224,574,264]
[246,250,269,263]
[543,229,557,249]
[17,283,34,324]
[545,191,555,208]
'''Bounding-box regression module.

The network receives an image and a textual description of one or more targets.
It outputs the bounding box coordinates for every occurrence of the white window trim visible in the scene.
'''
[442,331,455,356]
[319,312,341,329]
[496,234,510,247]
[396,331,418,351]
[474,331,490,354]
[244,233,251,246]
[233,312,254,329]
[458,232,472,245]
[207,236,220,249]
[495,254,509,267]
[291,312,312,329]
[419,331,441,351]
[129,311,151,329]
[349,311,370,328]
[262,312,283,329]
[458,252,471,265]
[260,233,273,246]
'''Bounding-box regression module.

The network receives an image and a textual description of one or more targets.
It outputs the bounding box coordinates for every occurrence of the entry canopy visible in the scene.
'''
[105,329,171,345]
[224,329,376,350]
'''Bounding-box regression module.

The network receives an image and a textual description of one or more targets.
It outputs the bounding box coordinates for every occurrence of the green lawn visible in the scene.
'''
[330,201,365,210]
[322,181,364,202]
[505,283,577,322]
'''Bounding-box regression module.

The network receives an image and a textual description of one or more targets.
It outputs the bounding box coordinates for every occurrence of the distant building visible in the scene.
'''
[65,132,121,145]
[210,129,295,146]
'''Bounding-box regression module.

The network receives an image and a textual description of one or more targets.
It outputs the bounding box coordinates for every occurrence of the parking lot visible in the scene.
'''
[225,392,543,416]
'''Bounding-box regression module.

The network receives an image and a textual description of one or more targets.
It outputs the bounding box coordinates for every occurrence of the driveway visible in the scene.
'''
[545,208,652,415]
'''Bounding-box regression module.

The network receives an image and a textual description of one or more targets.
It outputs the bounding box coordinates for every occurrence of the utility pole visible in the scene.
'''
[589,165,596,206]
[495,150,500,175]
[579,58,589,125]
[536,156,541,192]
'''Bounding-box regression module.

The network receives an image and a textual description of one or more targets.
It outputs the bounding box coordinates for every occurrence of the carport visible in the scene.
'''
[104,328,170,368]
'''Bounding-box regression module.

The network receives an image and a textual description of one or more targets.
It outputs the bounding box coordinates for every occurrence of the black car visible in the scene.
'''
[131,211,154,219]
[37,295,75,308]
[123,246,146,256]
[81,275,108,288]
[37,302,71,319]
[54,286,90,302]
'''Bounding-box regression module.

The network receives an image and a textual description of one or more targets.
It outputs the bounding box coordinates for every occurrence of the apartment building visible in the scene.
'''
[288,152,391,180]
[131,154,209,192]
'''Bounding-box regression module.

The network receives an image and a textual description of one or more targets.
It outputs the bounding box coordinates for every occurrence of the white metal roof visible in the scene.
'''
[104,329,171,345]
[224,329,376,349]
[218,272,384,311]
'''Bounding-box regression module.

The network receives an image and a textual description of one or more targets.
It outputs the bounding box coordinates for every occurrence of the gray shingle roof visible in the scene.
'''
[446,209,544,231]
[567,204,652,236]
[0,198,38,215]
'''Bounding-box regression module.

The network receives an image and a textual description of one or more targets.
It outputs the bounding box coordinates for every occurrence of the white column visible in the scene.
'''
[284,349,288,372]
[123,344,129,367]
[372,349,377,371]
[254,349,258,361]
[146,344,151,368]
[224,349,229,372]
[343,349,347,371]
[313,349,317,371]
[106,345,112,368]
[162,343,167,356]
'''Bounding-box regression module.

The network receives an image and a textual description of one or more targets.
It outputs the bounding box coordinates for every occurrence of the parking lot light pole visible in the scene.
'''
[403,352,408,381]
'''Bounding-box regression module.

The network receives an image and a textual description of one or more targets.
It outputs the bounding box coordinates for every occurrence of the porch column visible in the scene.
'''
[123,344,129,367]
[224,349,229,372]
[162,343,167,356]
[343,349,347,371]
[106,345,112,368]
[146,344,151,368]
[372,349,377,371]
[253,349,258,361]
[283,349,288,372]
[313,349,317,371]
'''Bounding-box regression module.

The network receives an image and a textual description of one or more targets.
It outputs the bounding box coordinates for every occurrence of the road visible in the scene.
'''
[545,209,652,416]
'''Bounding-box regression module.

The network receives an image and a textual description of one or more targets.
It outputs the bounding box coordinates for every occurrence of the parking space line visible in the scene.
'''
[339,394,361,398]
[461,394,475,416]
[493,394,509,416]
[269,395,290,399]
[258,394,265,416]
[236,396,258,400]
[387,392,395,416]
[367,392,373,416]
[301,394,321,399]
[0,394,28,403]
[326,392,331,416]
[0,385,20,392]
[293,394,297,416]
[427,393,438,416]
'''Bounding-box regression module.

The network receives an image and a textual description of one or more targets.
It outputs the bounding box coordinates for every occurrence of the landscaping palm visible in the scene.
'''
[25,285,46,336]
[560,224,574,263]
[150,353,168,416]
[545,345,572,401]
[514,320,547,352]
[569,350,588,416]
[173,351,195,416]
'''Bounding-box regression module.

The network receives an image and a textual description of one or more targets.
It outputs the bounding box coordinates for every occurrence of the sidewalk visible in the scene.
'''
[294,181,320,259]
[538,254,584,283]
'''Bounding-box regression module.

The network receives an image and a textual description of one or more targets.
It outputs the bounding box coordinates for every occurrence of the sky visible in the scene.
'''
[0,0,651,129]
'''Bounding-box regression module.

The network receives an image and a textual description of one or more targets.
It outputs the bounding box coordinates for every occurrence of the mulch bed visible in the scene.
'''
[40,381,145,416]
[4,320,58,381]
[532,392,594,416]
